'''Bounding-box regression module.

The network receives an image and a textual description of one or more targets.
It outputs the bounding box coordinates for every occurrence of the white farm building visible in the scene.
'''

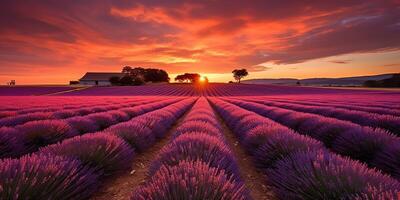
[79,72,124,86]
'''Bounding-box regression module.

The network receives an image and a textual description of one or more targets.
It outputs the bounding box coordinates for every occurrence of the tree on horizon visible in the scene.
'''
[121,66,170,83]
[232,69,248,83]
[175,73,201,83]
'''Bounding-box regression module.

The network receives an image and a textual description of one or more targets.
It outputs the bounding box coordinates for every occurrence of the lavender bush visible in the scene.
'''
[0,112,53,127]
[332,127,398,163]
[39,133,135,176]
[52,109,78,119]
[149,133,239,179]
[105,122,155,152]
[132,160,249,200]
[184,113,220,126]
[174,121,222,139]
[253,128,324,169]
[107,110,130,122]
[0,111,17,119]
[0,154,98,199]
[373,143,400,179]
[16,120,76,152]
[87,113,118,129]
[0,127,24,158]
[243,124,292,154]
[267,150,400,199]
[66,116,100,134]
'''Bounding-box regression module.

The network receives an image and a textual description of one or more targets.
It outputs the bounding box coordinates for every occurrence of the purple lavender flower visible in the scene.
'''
[174,121,222,138]
[332,127,398,163]
[149,133,239,179]
[372,143,400,179]
[87,113,118,129]
[267,150,400,199]
[185,114,220,126]
[0,112,53,127]
[0,154,98,199]
[252,128,324,169]
[39,133,135,176]
[66,116,100,134]
[16,119,76,152]
[132,160,249,200]
[243,124,285,153]
[105,122,155,152]
[0,127,24,158]
[52,109,78,119]
[107,110,130,122]
[0,111,17,119]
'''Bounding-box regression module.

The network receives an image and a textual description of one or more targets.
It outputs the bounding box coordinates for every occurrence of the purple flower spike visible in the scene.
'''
[0,127,24,158]
[16,120,76,152]
[66,116,100,134]
[0,154,99,199]
[267,150,400,199]
[150,133,239,179]
[39,133,135,176]
[132,160,250,200]
[106,122,155,152]
[373,143,400,180]
[332,127,398,163]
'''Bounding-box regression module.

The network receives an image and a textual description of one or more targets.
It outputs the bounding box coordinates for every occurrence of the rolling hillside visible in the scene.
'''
[242,73,397,86]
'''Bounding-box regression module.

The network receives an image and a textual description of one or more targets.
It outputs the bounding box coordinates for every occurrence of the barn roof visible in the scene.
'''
[79,72,125,81]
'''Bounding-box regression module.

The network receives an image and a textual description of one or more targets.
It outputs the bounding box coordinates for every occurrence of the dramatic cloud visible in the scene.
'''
[0,0,399,83]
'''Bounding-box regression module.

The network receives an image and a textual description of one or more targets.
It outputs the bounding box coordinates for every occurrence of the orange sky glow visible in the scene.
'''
[0,0,399,84]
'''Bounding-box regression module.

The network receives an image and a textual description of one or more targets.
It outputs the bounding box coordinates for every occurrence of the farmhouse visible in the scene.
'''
[79,72,124,86]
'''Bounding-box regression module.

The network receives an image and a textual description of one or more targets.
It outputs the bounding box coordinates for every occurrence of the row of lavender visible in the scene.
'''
[265,95,400,110]
[242,97,400,135]
[132,98,250,199]
[61,85,201,96]
[266,97,400,116]
[0,96,140,112]
[0,98,195,199]
[0,86,81,96]
[210,97,400,199]
[0,98,180,159]
[45,83,399,96]
[224,98,400,180]
[0,97,161,125]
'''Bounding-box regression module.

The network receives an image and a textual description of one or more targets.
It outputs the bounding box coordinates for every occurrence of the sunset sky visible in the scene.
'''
[1,0,400,84]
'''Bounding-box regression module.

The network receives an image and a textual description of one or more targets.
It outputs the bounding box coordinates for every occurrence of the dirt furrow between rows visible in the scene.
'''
[90,106,193,200]
[213,109,277,200]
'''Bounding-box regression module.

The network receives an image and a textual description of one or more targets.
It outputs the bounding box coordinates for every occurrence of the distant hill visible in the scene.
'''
[242,73,397,86]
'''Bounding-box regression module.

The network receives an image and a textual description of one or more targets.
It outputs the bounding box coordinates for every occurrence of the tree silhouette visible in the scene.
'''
[109,76,121,85]
[232,69,248,83]
[122,66,132,74]
[121,66,170,83]
[175,73,201,83]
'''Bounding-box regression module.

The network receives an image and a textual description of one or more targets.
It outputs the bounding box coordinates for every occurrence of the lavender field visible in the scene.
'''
[0,84,400,200]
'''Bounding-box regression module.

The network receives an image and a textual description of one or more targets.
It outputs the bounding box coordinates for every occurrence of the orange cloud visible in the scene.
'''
[0,0,399,84]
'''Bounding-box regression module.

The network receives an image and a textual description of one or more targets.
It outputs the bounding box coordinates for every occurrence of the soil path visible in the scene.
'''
[90,103,194,200]
[213,109,277,200]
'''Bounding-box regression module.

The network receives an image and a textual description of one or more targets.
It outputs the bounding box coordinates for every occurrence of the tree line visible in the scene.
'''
[174,69,248,83]
[109,66,249,85]
[110,66,170,86]
[175,73,203,83]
